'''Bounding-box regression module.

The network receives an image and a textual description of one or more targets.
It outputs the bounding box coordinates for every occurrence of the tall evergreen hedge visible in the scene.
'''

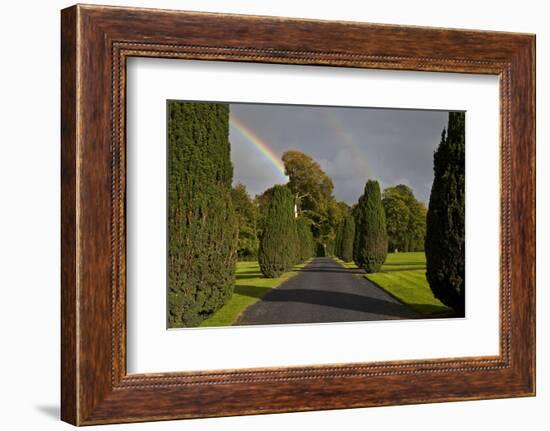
[340,214,355,262]
[334,222,344,259]
[258,185,298,278]
[325,237,336,257]
[316,242,326,257]
[353,180,388,273]
[296,217,315,263]
[425,112,465,316]
[167,101,238,328]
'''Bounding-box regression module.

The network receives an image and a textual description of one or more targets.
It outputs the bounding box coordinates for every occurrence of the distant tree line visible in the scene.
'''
[383,185,427,253]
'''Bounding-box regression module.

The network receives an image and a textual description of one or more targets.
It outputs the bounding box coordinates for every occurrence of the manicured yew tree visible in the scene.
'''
[340,214,355,262]
[353,180,388,273]
[296,217,315,263]
[254,185,277,242]
[334,222,344,259]
[425,112,465,316]
[258,185,298,278]
[167,101,238,328]
[316,242,326,257]
[325,237,336,257]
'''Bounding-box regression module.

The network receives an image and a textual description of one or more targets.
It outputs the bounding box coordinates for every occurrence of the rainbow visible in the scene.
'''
[322,111,357,149]
[322,110,373,177]
[230,114,287,179]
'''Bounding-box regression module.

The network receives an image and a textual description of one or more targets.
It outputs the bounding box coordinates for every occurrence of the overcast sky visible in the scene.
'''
[229,103,449,204]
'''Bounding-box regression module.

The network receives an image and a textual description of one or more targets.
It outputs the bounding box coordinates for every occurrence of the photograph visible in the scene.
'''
[167,101,465,329]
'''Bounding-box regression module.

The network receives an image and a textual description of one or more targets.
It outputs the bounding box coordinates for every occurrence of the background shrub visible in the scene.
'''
[334,222,344,259]
[382,185,427,252]
[296,217,315,263]
[316,242,326,257]
[258,185,298,278]
[340,214,355,262]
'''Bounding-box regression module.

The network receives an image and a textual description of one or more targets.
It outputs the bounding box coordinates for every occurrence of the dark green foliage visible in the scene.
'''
[231,183,259,260]
[258,185,298,278]
[325,237,335,256]
[167,101,238,328]
[353,180,388,273]
[254,185,276,239]
[409,202,427,251]
[334,201,353,260]
[315,242,326,257]
[425,112,465,316]
[296,217,315,262]
[382,193,410,252]
[334,222,344,258]
[340,214,355,262]
[382,185,427,252]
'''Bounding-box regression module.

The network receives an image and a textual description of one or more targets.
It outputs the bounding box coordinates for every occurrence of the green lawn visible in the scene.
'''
[199,260,309,327]
[337,252,453,317]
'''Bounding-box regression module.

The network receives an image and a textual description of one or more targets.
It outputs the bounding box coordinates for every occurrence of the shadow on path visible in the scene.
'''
[250,287,419,318]
[298,267,364,275]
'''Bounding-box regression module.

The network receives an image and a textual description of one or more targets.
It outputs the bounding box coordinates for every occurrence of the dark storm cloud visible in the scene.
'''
[229,103,448,204]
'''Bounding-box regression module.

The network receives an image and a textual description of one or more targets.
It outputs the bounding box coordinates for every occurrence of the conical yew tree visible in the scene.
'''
[353,180,388,273]
[425,112,465,316]
[296,217,315,263]
[258,185,298,278]
[167,101,238,328]
[340,214,355,263]
[335,222,344,259]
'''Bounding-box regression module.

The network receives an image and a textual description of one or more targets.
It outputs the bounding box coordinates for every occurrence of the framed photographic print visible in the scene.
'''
[61,4,535,425]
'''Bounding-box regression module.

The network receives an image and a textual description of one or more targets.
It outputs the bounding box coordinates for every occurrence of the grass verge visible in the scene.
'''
[335,252,453,317]
[199,260,310,327]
